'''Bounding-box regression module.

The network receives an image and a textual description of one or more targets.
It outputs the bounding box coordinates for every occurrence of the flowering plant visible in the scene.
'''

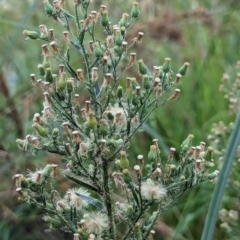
[15,1,217,239]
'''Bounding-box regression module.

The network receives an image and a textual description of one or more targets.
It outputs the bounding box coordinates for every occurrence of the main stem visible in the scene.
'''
[102,156,116,239]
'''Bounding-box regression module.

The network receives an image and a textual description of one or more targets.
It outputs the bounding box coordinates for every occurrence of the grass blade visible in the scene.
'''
[201,112,240,240]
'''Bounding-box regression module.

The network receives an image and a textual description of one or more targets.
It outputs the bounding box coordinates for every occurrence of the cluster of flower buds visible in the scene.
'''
[15,1,212,240]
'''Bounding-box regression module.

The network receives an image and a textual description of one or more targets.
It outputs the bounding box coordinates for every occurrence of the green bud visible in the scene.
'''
[43,0,54,16]
[138,59,148,75]
[204,162,214,169]
[120,26,126,36]
[117,86,123,99]
[131,78,139,90]
[45,68,54,83]
[42,164,52,178]
[101,10,109,27]
[94,45,103,58]
[122,169,132,184]
[119,13,129,28]
[23,30,39,40]
[126,205,133,219]
[203,146,214,161]
[148,145,157,163]
[49,217,62,228]
[32,122,48,137]
[162,58,171,73]
[119,151,129,169]
[115,29,124,46]
[86,113,97,129]
[142,74,151,90]
[67,79,74,94]
[114,45,123,56]
[42,55,51,69]
[131,92,140,106]
[38,64,45,77]
[207,171,219,180]
[99,119,108,137]
[178,62,190,76]
[134,222,142,239]
[20,178,28,188]
[181,134,194,149]
[52,128,59,139]
[131,2,140,19]
[57,71,66,90]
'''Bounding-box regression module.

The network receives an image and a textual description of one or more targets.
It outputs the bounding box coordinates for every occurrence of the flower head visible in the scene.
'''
[65,187,90,209]
[141,179,167,201]
[84,212,108,235]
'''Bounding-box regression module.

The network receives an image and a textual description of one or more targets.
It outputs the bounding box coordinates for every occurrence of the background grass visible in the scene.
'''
[0,0,239,239]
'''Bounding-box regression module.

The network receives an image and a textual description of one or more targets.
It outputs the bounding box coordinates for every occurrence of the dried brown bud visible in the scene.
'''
[77,69,84,82]
[42,44,49,56]
[170,89,180,100]
[50,41,59,53]
[30,74,37,85]
[89,41,94,54]
[175,73,182,84]
[63,31,69,43]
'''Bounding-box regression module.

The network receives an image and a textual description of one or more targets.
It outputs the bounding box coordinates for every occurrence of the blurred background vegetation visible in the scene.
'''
[0,0,240,239]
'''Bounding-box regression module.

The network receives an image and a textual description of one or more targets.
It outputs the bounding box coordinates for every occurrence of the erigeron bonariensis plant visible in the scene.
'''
[15,1,217,239]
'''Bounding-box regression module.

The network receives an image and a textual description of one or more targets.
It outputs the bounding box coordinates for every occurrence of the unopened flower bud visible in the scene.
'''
[148,145,157,163]
[138,59,148,75]
[131,2,140,19]
[45,69,54,84]
[178,62,190,76]
[203,146,214,161]
[101,10,109,27]
[162,58,171,73]
[23,30,39,40]
[134,222,142,239]
[32,122,48,137]
[120,151,129,169]
[38,64,45,77]
[57,71,67,90]
[86,112,97,129]
[43,0,54,16]
[117,86,123,99]
[142,74,151,90]
[122,169,132,183]
[67,79,74,93]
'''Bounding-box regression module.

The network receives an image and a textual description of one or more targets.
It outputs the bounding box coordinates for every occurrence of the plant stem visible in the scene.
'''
[102,155,116,239]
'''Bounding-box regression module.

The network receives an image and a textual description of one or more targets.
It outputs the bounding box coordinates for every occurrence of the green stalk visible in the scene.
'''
[201,112,240,240]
